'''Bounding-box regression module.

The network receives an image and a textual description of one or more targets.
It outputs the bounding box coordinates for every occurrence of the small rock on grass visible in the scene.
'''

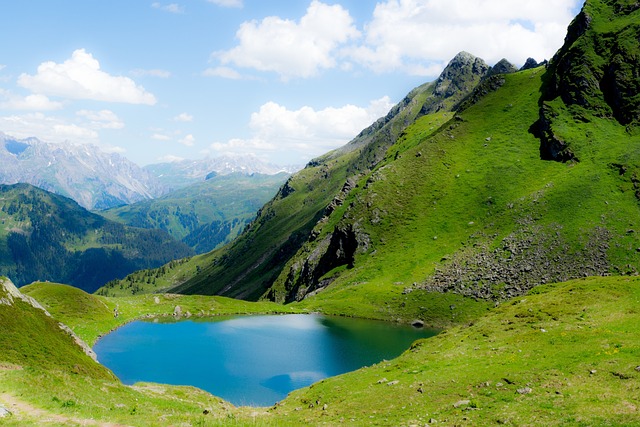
[517,387,533,394]
[0,407,11,417]
[454,400,471,408]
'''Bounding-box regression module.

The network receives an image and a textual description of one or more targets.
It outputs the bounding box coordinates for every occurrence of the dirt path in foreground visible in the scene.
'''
[0,392,129,427]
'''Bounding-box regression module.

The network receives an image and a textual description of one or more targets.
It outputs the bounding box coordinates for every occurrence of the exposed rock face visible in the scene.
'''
[282,222,370,302]
[488,58,518,76]
[535,0,640,161]
[423,51,491,115]
[520,57,546,71]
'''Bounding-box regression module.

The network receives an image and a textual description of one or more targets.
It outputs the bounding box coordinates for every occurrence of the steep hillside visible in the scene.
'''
[255,0,640,314]
[0,184,193,291]
[101,172,288,254]
[0,277,111,379]
[0,133,165,210]
[115,51,499,300]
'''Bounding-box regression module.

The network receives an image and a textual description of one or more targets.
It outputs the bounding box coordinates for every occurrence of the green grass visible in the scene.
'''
[267,276,640,426]
[3,276,640,426]
[276,64,640,320]
[21,282,300,346]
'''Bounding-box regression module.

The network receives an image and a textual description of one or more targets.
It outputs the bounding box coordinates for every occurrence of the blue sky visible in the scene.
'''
[0,0,584,166]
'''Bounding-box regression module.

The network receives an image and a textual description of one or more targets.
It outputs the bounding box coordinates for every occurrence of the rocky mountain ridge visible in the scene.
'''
[0,133,165,210]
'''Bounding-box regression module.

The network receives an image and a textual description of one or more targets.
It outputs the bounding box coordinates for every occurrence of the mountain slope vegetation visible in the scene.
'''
[227,0,640,311]
[1,1,639,425]
[106,51,504,299]
[101,172,288,254]
[0,183,193,292]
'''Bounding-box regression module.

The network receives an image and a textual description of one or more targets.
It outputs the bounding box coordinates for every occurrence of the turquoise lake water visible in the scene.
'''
[93,313,436,406]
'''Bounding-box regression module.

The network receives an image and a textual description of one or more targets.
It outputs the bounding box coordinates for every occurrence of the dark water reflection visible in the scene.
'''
[93,314,436,406]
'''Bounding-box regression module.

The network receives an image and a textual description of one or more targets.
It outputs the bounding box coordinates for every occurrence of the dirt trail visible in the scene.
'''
[0,393,129,427]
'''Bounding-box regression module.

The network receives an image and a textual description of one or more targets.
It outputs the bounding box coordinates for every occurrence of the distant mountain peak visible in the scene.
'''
[0,133,165,210]
[145,155,297,191]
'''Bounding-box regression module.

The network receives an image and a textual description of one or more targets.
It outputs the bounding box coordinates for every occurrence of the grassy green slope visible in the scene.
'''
[104,73,462,300]
[270,276,640,426]
[277,64,640,326]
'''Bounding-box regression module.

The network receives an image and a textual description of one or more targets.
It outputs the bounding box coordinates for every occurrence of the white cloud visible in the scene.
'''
[207,0,242,8]
[210,96,394,159]
[0,65,5,71]
[0,113,99,144]
[0,92,64,111]
[173,112,193,122]
[53,123,98,139]
[347,0,579,75]
[151,133,171,141]
[202,66,243,80]
[131,68,171,78]
[18,49,157,105]
[178,134,195,146]
[215,0,360,79]
[77,109,125,129]
[151,2,185,14]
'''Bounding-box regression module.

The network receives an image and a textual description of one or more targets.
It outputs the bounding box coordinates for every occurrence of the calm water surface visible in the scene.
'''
[93,314,436,406]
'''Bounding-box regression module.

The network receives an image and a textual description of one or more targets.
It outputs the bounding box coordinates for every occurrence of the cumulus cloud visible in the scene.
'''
[173,112,193,122]
[131,68,171,78]
[178,134,195,146]
[53,123,98,139]
[76,109,125,129]
[18,49,157,105]
[151,133,171,141]
[210,96,393,160]
[151,2,185,13]
[0,113,99,143]
[215,0,360,79]
[0,92,63,111]
[214,0,579,79]
[202,66,243,80]
[207,0,242,8]
[348,0,579,75]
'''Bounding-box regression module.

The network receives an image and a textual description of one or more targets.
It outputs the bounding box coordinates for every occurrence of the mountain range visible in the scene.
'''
[104,0,640,316]
[2,1,640,425]
[0,132,295,210]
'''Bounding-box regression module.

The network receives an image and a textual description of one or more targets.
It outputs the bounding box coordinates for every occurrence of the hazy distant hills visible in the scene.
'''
[145,156,299,191]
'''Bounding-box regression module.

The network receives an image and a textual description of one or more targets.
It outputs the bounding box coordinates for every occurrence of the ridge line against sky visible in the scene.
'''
[0,0,583,166]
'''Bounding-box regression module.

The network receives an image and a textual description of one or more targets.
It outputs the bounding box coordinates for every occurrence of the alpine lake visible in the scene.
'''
[93,313,436,406]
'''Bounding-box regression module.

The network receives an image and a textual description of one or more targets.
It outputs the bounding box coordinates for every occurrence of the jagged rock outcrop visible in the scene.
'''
[534,0,640,161]
[520,57,547,71]
[488,58,518,76]
[421,52,491,115]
